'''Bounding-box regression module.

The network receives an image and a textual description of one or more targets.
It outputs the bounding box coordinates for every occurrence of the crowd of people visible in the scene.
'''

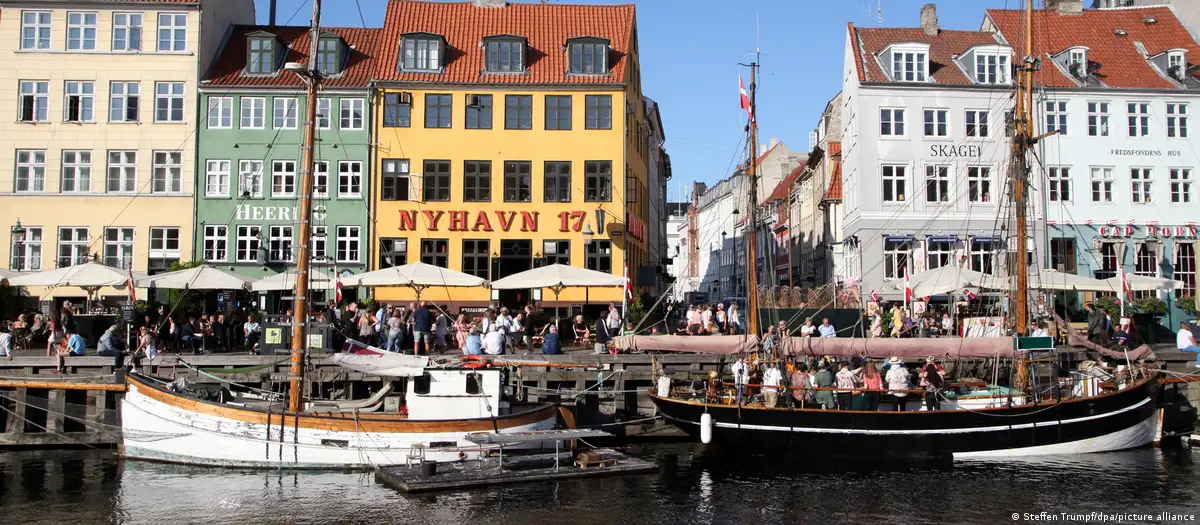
[673,302,743,335]
[724,354,949,411]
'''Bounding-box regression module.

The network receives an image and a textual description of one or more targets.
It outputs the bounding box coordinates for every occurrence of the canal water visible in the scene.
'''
[2,444,1198,524]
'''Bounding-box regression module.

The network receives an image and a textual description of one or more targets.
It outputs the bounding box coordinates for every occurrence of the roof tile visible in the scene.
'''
[763,162,805,205]
[853,27,1001,84]
[205,26,380,88]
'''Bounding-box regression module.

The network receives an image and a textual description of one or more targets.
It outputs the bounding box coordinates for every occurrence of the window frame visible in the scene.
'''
[10,226,43,271]
[1175,243,1196,299]
[545,95,572,130]
[423,159,451,202]
[584,160,611,202]
[400,34,443,72]
[463,160,492,202]
[205,159,231,197]
[267,225,294,263]
[153,81,185,123]
[420,238,449,268]
[965,109,989,138]
[235,225,261,263]
[207,96,233,129]
[238,160,264,198]
[879,107,905,137]
[1090,166,1114,203]
[151,151,182,193]
[503,161,532,203]
[544,161,572,203]
[273,97,299,129]
[881,164,907,203]
[505,95,533,130]
[922,108,947,137]
[383,93,412,128]
[339,98,364,130]
[465,94,493,129]
[101,227,134,269]
[112,13,143,52]
[316,37,342,75]
[423,93,452,129]
[337,160,363,198]
[157,13,188,52]
[381,158,412,201]
[924,164,949,203]
[64,80,95,123]
[315,97,332,130]
[585,95,612,130]
[1131,167,1154,204]
[1044,100,1068,136]
[240,97,265,129]
[56,227,90,268]
[106,150,138,193]
[890,50,927,82]
[247,36,276,74]
[974,52,1009,84]
[312,160,329,198]
[1167,102,1189,138]
[484,37,525,73]
[15,149,47,193]
[379,238,408,268]
[20,11,52,51]
[18,80,50,123]
[109,81,139,123]
[61,150,91,193]
[1047,166,1071,203]
[883,239,913,280]
[543,240,570,266]
[967,166,992,203]
[1087,101,1110,137]
[1170,167,1192,203]
[149,226,180,259]
[1127,101,1150,138]
[585,240,613,273]
[568,38,609,75]
[272,160,297,198]
[461,239,490,279]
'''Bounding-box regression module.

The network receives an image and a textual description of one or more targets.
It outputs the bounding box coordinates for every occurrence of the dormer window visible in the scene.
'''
[316,36,343,75]
[247,35,276,74]
[1068,48,1087,78]
[888,46,927,82]
[484,36,525,73]
[568,38,609,74]
[975,52,1009,84]
[1168,50,1187,81]
[401,33,443,72]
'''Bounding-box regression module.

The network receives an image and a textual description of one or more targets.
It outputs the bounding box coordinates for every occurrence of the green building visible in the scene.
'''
[196,26,377,305]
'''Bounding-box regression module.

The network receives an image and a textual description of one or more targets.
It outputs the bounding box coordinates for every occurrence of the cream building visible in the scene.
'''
[0,0,253,300]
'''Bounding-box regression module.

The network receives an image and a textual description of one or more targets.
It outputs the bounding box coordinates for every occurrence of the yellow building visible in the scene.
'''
[0,0,253,300]
[370,0,650,310]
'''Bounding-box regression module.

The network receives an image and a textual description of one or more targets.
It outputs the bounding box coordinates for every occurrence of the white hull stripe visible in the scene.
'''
[706,396,1153,435]
[953,413,1158,459]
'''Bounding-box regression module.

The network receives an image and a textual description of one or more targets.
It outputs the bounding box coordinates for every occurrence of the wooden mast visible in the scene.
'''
[745,62,760,337]
[288,0,322,414]
[1012,0,1035,390]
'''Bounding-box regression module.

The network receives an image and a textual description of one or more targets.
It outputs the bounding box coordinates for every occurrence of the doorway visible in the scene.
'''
[496,240,532,309]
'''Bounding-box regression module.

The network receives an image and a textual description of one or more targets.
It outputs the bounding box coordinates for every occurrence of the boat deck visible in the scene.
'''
[374,448,658,493]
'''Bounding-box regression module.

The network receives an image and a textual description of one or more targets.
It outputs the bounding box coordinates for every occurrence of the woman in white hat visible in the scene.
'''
[885,356,911,411]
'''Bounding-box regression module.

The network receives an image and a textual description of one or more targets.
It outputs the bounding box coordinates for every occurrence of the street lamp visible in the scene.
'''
[581,224,595,244]
[10,219,26,245]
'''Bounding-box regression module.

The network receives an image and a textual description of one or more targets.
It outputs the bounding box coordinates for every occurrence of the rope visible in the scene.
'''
[174,358,284,400]
[575,415,661,428]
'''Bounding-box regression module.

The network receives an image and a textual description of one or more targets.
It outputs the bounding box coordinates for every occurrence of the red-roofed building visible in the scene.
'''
[794,93,843,290]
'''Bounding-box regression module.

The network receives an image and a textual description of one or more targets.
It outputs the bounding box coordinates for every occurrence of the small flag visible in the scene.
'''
[333,263,343,303]
[739,76,754,124]
[127,266,137,303]
[1046,220,1057,225]
[870,289,880,302]
[1106,219,1117,226]
[624,264,633,300]
[962,288,977,301]
[1086,220,1094,225]
[1148,220,1159,226]
[1127,219,1137,225]
[903,268,913,303]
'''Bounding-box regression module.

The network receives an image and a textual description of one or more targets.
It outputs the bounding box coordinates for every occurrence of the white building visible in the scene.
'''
[665,200,688,301]
[645,96,671,298]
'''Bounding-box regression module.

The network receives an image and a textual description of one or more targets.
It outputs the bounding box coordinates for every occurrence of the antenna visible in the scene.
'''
[863,0,883,26]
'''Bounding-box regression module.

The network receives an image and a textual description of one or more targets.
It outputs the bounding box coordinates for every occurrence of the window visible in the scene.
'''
[381,159,411,201]
[544,240,569,266]
[586,240,612,273]
[1088,102,1109,137]
[235,226,260,263]
[1171,168,1192,203]
[1131,168,1153,203]
[1068,49,1087,75]
[20,11,51,50]
[312,161,328,198]
[585,95,612,130]
[881,165,906,202]
[463,161,491,202]
[311,231,327,261]
[967,166,991,203]
[965,110,989,137]
[924,165,948,203]
[1168,103,1189,138]
[1134,243,1159,298]
[207,97,232,129]
[1095,242,1118,281]
[106,151,137,193]
[1169,51,1187,80]
[315,98,331,129]
[272,160,296,197]
[1047,167,1071,202]
[10,226,42,271]
[970,239,999,274]
[150,227,180,258]
[423,160,450,201]
[546,95,572,130]
[485,38,524,73]
[339,98,364,130]
[109,82,139,122]
[569,40,608,74]
[268,226,293,263]
[316,38,340,75]
[420,239,448,268]
[19,81,49,122]
[465,95,492,129]
[379,238,407,268]
[338,161,362,197]
[152,151,182,193]
[247,37,275,73]
[926,239,952,269]
[1044,101,1067,135]
[61,150,91,193]
[891,50,927,82]
[103,227,134,269]
[1091,167,1114,203]
[273,97,298,129]
[205,159,230,197]
[57,227,89,268]
[239,97,264,129]
[424,94,452,128]
[154,82,185,122]
[883,239,912,279]
[975,53,1009,84]
[462,240,490,279]
[923,109,947,137]
[584,161,611,202]
[400,35,442,71]
[14,150,46,193]
[1127,102,1150,137]
[66,12,97,50]
[880,108,905,136]
[383,93,411,127]
[544,161,571,203]
[64,81,95,122]
[504,161,532,202]
[112,13,142,52]
[1176,243,1196,299]
[505,95,532,130]
[157,13,187,52]
[238,160,263,198]
[1049,238,1077,273]
[202,225,225,262]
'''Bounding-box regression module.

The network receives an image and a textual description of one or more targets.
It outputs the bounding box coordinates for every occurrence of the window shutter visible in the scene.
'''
[490,257,500,281]
[408,172,421,202]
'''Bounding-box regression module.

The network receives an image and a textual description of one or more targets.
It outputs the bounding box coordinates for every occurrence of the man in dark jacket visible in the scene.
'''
[594,315,612,355]
[1085,303,1105,343]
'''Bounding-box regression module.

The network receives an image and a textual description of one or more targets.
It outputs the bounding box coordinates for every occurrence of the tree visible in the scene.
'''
[1179,295,1200,318]
[1131,296,1166,316]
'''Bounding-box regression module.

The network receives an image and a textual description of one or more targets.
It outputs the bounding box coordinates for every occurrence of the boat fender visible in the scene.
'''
[657,375,671,397]
[700,412,713,444]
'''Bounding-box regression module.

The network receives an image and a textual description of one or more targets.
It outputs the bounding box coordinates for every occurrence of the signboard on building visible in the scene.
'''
[1097,225,1198,238]
[393,209,627,234]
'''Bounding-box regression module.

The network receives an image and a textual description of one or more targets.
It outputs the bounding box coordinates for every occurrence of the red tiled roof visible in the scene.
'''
[847,23,866,82]
[823,160,842,201]
[737,142,782,172]
[827,140,842,158]
[986,7,1200,89]
[763,162,806,205]
[375,1,635,85]
[205,26,380,88]
[852,27,1002,84]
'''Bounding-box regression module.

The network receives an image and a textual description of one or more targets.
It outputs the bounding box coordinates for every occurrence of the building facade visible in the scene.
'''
[796,92,844,289]
[0,0,254,299]
[196,25,377,302]
[369,0,651,309]
[645,96,671,299]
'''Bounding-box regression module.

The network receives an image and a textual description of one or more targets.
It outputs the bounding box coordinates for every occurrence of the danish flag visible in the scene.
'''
[903,268,913,303]
[1086,220,1094,225]
[739,76,754,124]
[624,264,633,300]
[127,266,137,303]
[333,263,343,303]
[1106,219,1118,226]
[962,288,977,301]
[870,289,880,302]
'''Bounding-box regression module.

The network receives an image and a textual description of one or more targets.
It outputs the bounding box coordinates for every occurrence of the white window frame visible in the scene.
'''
[924,164,949,203]
[268,225,293,263]
[238,160,264,198]
[205,159,231,197]
[1169,51,1186,80]
[20,11,52,50]
[103,227,134,269]
[1167,103,1189,138]
[311,231,327,262]
[881,164,907,203]
[926,239,953,270]
[312,161,329,198]
[338,161,363,197]
[923,108,947,137]
[336,226,361,263]
[1090,167,1114,203]
[890,49,927,82]
[203,225,228,262]
[316,98,332,130]
[1087,101,1109,137]
[19,80,50,122]
[64,81,95,123]
[967,166,992,203]
[883,239,913,280]
[56,227,90,268]
[15,149,46,193]
[974,52,1009,84]
[970,239,1000,274]
[240,97,265,129]
[400,36,442,72]
[965,110,989,138]
[1131,167,1153,204]
[1127,102,1150,138]
[157,13,187,52]
[339,98,365,130]
[112,13,142,52]
[152,151,182,193]
[1044,100,1068,135]
[106,150,137,193]
[272,160,296,197]
[10,226,43,271]
[207,96,233,129]
[1068,49,1087,74]
[1170,168,1192,203]
[154,81,185,122]
[109,81,139,123]
[274,97,299,129]
[149,227,180,259]
[235,225,260,263]
[880,108,905,137]
[66,12,97,51]
[1047,166,1071,202]
[61,150,91,193]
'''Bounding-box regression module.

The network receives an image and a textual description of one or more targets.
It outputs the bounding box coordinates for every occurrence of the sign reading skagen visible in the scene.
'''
[929,145,984,158]
[1110,148,1183,157]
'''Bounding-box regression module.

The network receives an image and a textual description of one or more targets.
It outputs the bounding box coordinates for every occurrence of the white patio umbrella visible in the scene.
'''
[886,265,994,297]
[339,262,484,300]
[1103,274,1183,291]
[1025,268,1117,292]
[251,268,338,292]
[136,264,252,291]
[7,261,141,288]
[490,264,624,306]
[0,268,24,280]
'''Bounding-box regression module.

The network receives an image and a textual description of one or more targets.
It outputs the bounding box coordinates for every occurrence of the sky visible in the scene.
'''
[252,0,1022,199]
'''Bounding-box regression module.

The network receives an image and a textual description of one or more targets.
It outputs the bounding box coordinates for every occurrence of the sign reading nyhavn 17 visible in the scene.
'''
[396,210,607,233]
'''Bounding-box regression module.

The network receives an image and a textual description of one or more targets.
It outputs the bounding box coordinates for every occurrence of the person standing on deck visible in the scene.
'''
[818,318,837,338]
[594,314,613,355]
[921,362,945,411]
[834,362,856,410]
[790,362,812,406]
[0,324,11,361]
[812,361,835,409]
[886,357,911,411]
[728,303,742,335]
[715,304,727,334]
[730,355,749,404]
[411,301,433,356]
[1085,303,1106,343]
[762,363,783,408]
[1177,322,1200,368]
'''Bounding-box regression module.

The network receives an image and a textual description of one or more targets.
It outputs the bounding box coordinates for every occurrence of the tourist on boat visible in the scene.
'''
[800,318,815,337]
[777,320,790,337]
[834,362,856,410]
[594,314,613,355]
[715,304,727,334]
[541,324,563,355]
[1031,321,1049,338]
[0,323,11,361]
[701,305,714,333]
[942,313,954,336]
[464,325,483,356]
[687,305,701,330]
[761,325,777,354]
[385,309,404,353]
[921,362,945,411]
[484,325,505,355]
[818,318,837,338]
[861,361,883,411]
[244,314,263,354]
[1176,322,1200,367]
[728,303,742,335]
[762,363,783,408]
[97,324,121,357]
[412,301,433,356]
[730,355,749,404]
[812,361,835,409]
[1113,322,1131,349]
[885,357,911,411]
[870,311,883,338]
[1085,303,1106,343]
[790,362,813,406]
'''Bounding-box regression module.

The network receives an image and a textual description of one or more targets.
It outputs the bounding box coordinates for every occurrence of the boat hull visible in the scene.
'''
[651,377,1160,460]
[120,374,558,469]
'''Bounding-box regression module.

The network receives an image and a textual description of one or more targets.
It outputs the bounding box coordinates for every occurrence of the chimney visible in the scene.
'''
[769,136,779,149]
[1045,0,1083,14]
[473,0,508,7]
[760,143,769,155]
[920,4,940,36]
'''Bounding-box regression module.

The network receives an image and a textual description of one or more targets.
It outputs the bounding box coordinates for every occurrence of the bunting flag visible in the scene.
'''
[1086,220,1094,225]
[333,263,343,303]
[870,289,880,302]
[624,264,634,300]
[127,266,137,303]
[1106,219,1117,226]
[1118,266,1130,317]
[1046,220,1057,225]
[903,268,913,304]
[739,76,754,124]
[1127,219,1137,225]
